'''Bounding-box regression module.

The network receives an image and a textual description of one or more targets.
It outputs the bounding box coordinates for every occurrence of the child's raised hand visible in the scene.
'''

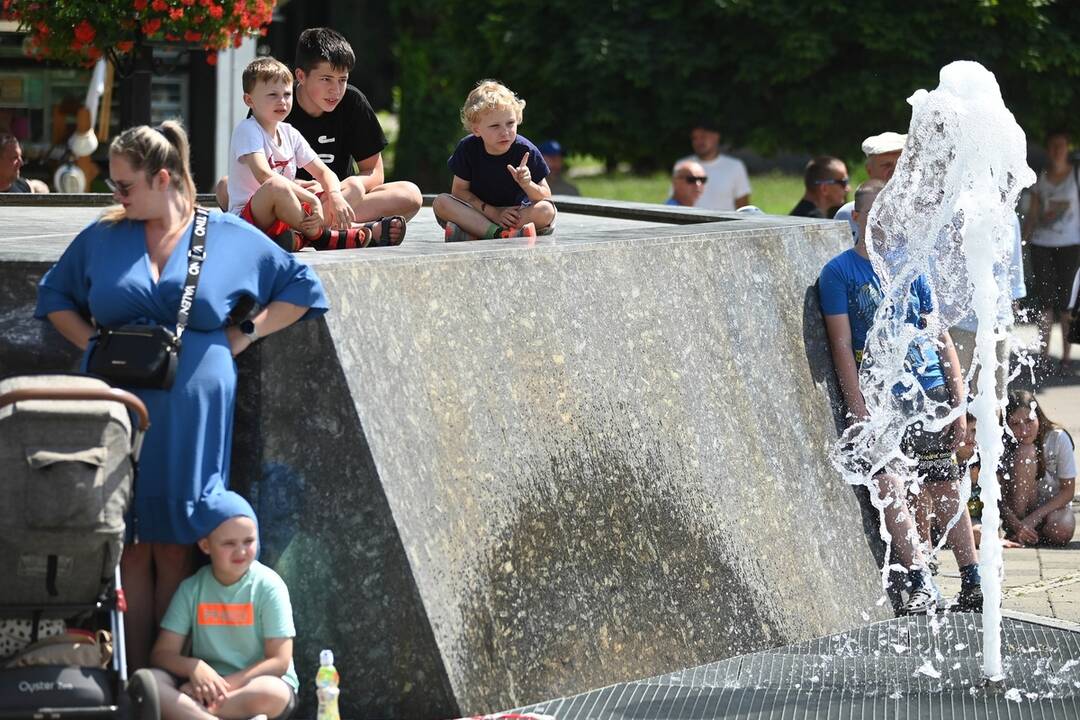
[507,153,532,187]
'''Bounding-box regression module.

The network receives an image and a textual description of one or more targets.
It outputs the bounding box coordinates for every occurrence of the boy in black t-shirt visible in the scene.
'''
[432,80,557,241]
[216,28,420,245]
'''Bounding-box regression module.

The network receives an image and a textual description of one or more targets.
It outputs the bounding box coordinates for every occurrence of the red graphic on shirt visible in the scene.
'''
[197,603,254,626]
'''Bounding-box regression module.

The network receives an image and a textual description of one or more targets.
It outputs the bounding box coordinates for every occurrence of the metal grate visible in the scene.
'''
[512,615,1080,719]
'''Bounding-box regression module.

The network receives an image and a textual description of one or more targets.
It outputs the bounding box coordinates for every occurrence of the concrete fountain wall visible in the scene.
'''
[0,198,891,719]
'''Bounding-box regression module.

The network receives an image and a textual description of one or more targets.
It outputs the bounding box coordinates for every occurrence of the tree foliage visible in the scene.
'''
[390,0,1080,186]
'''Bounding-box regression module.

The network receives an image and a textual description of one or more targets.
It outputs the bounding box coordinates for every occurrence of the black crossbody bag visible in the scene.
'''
[86,207,209,389]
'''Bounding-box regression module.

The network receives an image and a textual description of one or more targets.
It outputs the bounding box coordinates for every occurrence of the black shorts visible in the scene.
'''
[1029,244,1080,312]
[899,384,959,484]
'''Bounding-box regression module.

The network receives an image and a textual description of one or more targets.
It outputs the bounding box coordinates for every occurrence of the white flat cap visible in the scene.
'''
[861,131,906,156]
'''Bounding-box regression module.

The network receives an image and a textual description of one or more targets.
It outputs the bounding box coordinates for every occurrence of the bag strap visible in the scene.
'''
[176,207,210,341]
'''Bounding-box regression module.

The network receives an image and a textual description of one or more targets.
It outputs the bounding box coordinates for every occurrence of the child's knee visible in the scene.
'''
[432,193,455,220]
[533,199,557,226]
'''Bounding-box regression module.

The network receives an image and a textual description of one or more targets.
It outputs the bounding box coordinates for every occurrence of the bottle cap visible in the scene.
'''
[320,648,334,666]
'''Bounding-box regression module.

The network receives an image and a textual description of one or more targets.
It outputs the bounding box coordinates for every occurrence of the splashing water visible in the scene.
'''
[829,61,1035,680]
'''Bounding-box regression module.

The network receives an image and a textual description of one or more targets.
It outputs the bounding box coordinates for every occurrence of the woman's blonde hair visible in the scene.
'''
[460,79,525,131]
[102,120,196,223]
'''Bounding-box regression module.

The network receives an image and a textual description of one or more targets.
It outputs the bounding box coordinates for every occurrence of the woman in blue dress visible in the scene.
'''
[35,121,328,670]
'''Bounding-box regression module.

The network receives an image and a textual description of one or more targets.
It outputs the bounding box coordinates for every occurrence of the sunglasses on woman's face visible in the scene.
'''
[681,175,708,185]
[105,178,135,198]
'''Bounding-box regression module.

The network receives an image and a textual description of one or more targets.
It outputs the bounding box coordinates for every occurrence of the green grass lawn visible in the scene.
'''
[575,170,805,215]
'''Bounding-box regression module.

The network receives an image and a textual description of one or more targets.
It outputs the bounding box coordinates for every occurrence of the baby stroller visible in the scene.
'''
[0,374,158,719]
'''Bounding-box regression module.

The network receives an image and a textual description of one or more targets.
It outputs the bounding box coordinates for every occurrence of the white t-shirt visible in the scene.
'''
[676,153,751,211]
[227,117,317,215]
[834,201,857,241]
[1037,428,1078,505]
[1030,168,1080,248]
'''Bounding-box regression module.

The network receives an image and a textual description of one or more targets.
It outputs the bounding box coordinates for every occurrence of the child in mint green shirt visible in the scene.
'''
[147,491,297,720]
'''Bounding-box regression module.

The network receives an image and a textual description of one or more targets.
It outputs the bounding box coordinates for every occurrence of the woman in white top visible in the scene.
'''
[1001,390,1077,546]
[1022,130,1080,373]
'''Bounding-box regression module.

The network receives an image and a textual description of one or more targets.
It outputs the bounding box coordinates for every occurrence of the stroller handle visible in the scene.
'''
[0,386,150,431]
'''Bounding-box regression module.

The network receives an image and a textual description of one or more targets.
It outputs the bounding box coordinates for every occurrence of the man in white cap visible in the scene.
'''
[834,131,906,240]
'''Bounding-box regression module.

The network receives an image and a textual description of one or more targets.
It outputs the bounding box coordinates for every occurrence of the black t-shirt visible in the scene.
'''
[286,84,387,181]
[790,198,825,218]
[0,177,32,193]
[447,134,549,207]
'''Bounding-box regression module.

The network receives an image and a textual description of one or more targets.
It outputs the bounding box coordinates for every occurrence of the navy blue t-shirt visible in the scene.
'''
[447,135,549,207]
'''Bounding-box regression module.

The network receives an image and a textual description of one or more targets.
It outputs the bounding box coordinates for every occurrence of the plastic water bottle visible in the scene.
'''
[315,649,341,720]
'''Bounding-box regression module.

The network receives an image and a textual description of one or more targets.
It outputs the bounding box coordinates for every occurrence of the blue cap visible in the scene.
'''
[538,140,564,157]
[192,489,258,540]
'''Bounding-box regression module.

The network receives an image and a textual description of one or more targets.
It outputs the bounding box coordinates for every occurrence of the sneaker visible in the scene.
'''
[444,222,475,243]
[500,222,536,238]
[902,586,940,615]
[948,585,984,613]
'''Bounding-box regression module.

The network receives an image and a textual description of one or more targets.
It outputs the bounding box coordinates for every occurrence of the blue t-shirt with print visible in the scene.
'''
[447,134,549,208]
[818,248,944,391]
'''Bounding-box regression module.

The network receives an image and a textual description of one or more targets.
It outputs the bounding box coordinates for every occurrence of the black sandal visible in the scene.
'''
[364,215,407,247]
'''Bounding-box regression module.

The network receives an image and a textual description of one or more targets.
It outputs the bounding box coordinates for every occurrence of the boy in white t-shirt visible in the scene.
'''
[228,57,373,251]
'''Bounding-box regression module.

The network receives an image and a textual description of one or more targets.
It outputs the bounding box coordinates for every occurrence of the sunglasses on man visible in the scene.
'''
[814,177,850,187]
[680,175,708,185]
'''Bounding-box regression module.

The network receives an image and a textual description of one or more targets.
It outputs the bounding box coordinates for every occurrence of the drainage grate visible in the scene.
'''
[512,615,1080,719]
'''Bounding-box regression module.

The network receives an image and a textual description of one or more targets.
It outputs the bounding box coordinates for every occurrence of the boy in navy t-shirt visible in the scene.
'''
[819,179,981,615]
[432,80,557,241]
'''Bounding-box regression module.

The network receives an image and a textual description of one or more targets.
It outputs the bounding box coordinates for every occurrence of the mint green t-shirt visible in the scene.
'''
[161,561,298,691]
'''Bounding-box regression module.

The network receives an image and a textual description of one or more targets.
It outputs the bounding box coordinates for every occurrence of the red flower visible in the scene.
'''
[134,0,147,9]
[165,33,180,40]
[142,18,162,35]
[73,19,95,44]
[208,4,223,18]
[169,7,183,19]
[116,40,135,53]
[151,0,167,11]
[205,51,217,65]
[184,30,201,42]
[199,0,211,5]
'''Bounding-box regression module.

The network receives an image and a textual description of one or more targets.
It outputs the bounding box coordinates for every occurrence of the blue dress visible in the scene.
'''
[35,210,328,544]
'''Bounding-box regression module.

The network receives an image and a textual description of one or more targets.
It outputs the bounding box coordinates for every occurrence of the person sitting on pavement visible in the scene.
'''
[791,156,849,219]
[675,120,751,210]
[665,159,707,207]
[539,139,580,196]
[1000,389,1076,547]
[820,179,983,614]
[147,491,298,720]
[833,132,905,240]
[433,79,556,241]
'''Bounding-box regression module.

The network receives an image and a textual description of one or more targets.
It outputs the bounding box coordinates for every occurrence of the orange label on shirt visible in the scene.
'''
[197,603,254,626]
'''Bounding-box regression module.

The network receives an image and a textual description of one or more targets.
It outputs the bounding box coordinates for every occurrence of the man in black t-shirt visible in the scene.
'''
[216,28,421,244]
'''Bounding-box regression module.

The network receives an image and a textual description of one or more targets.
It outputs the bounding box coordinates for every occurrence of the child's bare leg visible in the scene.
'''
[517,199,557,231]
[876,474,924,569]
[210,676,293,720]
[910,486,933,556]
[432,193,492,237]
[248,176,314,237]
[932,481,978,566]
[1002,443,1039,533]
[1039,506,1076,546]
[150,669,216,720]
[341,177,422,223]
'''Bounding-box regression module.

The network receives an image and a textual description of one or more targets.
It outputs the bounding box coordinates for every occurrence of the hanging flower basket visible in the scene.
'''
[1,0,276,67]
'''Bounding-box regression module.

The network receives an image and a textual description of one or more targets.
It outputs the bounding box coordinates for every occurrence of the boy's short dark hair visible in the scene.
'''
[242,57,293,94]
[295,27,355,74]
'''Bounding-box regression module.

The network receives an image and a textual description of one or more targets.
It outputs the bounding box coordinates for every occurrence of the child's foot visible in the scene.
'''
[360,215,407,247]
[445,222,477,243]
[499,222,536,239]
[304,226,372,251]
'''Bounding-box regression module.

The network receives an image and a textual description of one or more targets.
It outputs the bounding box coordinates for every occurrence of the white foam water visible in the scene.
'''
[829,60,1035,680]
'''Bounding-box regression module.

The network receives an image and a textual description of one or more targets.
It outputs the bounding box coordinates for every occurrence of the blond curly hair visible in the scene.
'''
[460,79,526,131]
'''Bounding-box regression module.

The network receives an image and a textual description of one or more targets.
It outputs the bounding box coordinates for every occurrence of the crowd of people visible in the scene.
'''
[16,22,1079,717]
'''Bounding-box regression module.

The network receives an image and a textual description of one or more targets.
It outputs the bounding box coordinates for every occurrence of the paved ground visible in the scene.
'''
[937,323,1080,624]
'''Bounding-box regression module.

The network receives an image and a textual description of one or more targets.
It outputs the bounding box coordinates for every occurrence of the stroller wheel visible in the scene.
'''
[127,668,160,720]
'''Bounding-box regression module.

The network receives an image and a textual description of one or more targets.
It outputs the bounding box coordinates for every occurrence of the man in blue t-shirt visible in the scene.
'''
[819,179,982,616]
